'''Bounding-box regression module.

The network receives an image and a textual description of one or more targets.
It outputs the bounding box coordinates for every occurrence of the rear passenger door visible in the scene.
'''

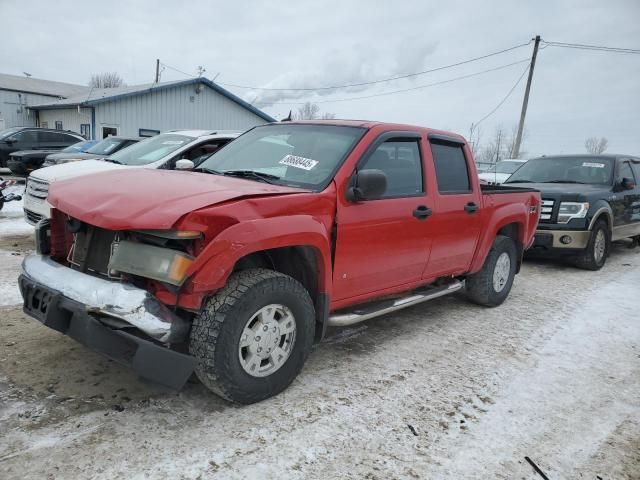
[422,137,482,278]
[333,133,435,302]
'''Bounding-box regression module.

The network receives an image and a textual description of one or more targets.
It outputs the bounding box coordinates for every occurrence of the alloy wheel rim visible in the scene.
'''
[238,304,296,378]
[493,252,511,293]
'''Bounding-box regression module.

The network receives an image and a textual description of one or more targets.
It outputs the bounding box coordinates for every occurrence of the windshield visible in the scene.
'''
[88,137,128,155]
[0,127,22,140]
[506,156,614,185]
[489,161,525,174]
[107,133,193,166]
[197,124,365,188]
[61,140,95,153]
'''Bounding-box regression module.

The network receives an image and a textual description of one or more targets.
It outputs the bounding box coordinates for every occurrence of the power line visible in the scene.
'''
[218,41,533,91]
[472,64,531,127]
[259,58,531,105]
[161,62,197,78]
[541,40,640,54]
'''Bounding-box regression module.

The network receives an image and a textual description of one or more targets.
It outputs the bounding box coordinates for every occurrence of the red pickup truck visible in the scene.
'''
[19,120,540,404]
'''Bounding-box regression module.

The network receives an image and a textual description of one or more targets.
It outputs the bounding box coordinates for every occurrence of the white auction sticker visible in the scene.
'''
[582,162,605,168]
[279,154,319,170]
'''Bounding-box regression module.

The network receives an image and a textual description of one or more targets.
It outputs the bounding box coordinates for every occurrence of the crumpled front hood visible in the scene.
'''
[49,168,306,230]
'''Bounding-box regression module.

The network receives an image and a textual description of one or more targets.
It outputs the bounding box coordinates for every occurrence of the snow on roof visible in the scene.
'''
[0,72,89,98]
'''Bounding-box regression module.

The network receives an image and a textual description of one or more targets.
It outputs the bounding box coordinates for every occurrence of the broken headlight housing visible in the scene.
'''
[108,230,201,286]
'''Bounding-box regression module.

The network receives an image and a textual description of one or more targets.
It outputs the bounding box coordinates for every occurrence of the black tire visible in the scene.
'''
[189,268,315,404]
[465,235,517,307]
[573,219,610,270]
[0,199,4,211]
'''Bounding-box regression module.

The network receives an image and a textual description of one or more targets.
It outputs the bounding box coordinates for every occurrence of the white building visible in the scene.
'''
[0,73,88,130]
[30,78,274,139]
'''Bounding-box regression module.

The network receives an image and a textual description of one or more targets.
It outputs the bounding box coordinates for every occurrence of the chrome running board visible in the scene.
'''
[327,280,463,327]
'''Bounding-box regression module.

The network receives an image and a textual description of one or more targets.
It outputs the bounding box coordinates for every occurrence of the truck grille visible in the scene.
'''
[539,199,555,223]
[26,178,49,200]
[68,225,118,277]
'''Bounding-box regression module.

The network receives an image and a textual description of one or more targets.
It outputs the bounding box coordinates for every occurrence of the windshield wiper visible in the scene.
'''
[543,180,586,184]
[221,170,281,184]
[193,167,224,175]
[504,179,534,183]
[103,158,123,164]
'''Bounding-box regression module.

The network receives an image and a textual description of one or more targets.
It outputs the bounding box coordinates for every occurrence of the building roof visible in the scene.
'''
[0,73,89,98]
[30,77,276,122]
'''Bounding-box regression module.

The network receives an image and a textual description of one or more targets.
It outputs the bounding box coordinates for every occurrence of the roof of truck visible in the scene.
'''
[280,119,468,141]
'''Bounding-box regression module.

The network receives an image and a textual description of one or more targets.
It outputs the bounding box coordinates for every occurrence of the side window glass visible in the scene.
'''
[360,139,423,197]
[618,161,635,182]
[16,130,37,143]
[430,142,471,193]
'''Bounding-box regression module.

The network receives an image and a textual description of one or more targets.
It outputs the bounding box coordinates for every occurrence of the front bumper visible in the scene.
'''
[532,229,591,250]
[7,160,30,176]
[20,255,190,343]
[19,256,195,390]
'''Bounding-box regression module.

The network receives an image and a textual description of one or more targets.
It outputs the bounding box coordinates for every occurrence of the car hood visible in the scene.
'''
[30,159,124,182]
[503,182,611,199]
[48,169,308,230]
[45,152,103,161]
[10,149,60,158]
[478,172,511,184]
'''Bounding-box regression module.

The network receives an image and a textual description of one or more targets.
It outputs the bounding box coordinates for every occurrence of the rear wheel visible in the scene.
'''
[465,235,517,307]
[574,220,609,270]
[189,268,315,404]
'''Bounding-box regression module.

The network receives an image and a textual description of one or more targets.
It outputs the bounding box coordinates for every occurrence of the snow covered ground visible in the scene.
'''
[0,199,638,479]
[0,184,33,306]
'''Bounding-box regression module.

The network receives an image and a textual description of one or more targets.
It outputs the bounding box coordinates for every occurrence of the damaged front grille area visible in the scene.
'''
[67,225,119,277]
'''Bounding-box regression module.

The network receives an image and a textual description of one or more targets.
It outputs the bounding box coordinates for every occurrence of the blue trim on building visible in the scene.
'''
[91,107,96,140]
[31,79,276,123]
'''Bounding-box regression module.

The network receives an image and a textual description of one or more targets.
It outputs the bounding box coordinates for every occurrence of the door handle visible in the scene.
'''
[413,205,433,220]
[464,202,479,214]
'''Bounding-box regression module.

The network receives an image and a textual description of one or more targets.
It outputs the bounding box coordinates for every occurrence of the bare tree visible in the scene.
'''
[88,72,124,89]
[294,102,335,120]
[468,123,483,158]
[585,137,608,154]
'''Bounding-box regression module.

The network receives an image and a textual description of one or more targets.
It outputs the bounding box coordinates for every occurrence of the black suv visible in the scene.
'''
[505,154,640,270]
[0,127,84,169]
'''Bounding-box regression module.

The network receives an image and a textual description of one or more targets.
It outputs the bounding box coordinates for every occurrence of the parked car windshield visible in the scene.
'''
[489,160,525,174]
[87,137,128,155]
[107,133,193,165]
[505,156,614,185]
[0,127,23,140]
[197,124,366,188]
[61,140,96,153]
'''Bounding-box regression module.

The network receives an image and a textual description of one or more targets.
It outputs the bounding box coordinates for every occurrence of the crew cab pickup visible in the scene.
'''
[19,120,541,404]
[505,154,640,269]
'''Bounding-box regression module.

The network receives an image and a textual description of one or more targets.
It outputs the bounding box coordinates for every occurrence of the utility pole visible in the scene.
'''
[155,59,160,83]
[513,35,540,159]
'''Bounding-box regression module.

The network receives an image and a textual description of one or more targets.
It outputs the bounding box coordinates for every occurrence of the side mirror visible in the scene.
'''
[175,159,195,171]
[621,177,636,190]
[4,137,16,144]
[346,169,387,202]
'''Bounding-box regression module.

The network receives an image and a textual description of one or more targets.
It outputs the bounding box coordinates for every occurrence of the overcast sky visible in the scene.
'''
[1,0,639,156]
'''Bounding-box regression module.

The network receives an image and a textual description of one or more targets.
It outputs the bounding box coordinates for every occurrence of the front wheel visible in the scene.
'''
[573,220,609,270]
[465,235,517,307]
[189,268,315,404]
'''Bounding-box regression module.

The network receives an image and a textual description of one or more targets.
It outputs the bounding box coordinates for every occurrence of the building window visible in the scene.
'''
[55,121,63,130]
[40,121,48,128]
[80,124,91,139]
[139,128,160,137]
[102,126,118,138]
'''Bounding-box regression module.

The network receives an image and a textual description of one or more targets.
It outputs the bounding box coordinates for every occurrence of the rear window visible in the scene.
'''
[431,142,471,192]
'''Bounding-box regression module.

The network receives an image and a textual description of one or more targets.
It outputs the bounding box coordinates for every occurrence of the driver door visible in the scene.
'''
[332,133,434,303]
